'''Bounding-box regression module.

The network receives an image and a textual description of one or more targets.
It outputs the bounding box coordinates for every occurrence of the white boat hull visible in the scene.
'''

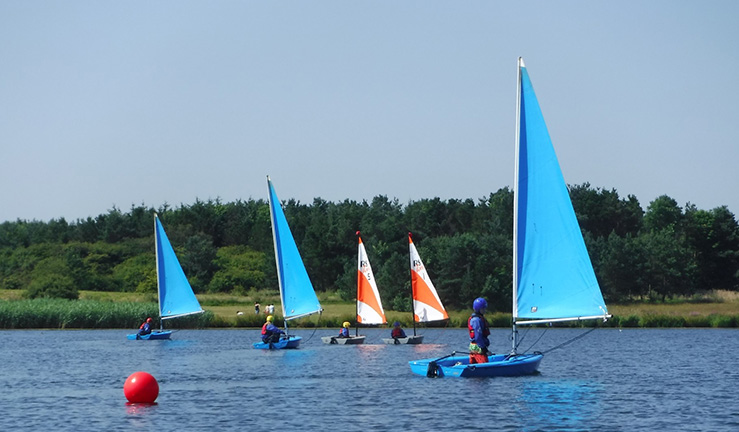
[382,335,424,345]
[321,335,366,345]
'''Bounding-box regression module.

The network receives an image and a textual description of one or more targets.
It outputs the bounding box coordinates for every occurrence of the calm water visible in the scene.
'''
[1,327,737,431]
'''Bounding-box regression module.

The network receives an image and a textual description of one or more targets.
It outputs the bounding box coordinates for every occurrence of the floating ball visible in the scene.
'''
[123,371,159,403]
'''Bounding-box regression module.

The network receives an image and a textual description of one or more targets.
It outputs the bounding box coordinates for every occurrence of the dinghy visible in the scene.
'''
[322,232,386,345]
[254,177,323,349]
[410,58,610,377]
[127,214,204,340]
[383,233,448,344]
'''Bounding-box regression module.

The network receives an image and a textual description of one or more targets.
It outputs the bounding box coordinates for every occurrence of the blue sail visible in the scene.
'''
[155,216,204,320]
[267,178,322,320]
[515,61,608,322]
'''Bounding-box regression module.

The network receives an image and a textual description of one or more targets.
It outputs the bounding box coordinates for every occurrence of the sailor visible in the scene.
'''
[390,321,406,339]
[468,298,491,364]
[137,317,153,336]
[338,321,351,338]
[261,315,283,344]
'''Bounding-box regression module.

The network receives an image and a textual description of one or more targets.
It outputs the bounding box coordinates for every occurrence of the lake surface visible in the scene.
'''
[1,327,737,431]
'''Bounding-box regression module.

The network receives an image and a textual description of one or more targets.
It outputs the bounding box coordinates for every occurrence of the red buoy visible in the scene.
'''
[123,371,159,403]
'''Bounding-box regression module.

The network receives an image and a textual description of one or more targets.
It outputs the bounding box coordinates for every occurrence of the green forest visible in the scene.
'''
[1,183,738,314]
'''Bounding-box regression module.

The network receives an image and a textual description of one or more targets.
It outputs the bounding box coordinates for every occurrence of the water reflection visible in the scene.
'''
[125,402,158,413]
[514,379,603,431]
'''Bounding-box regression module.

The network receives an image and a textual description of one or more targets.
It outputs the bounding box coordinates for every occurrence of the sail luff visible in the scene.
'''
[155,214,163,330]
[512,58,524,352]
[512,59,523,320]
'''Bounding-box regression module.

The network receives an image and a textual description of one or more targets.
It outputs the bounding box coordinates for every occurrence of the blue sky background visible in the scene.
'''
[1,1,738,223]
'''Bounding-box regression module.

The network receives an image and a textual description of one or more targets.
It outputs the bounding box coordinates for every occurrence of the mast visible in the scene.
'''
[356,231,360,337]
[154,213,164,331]
[511,57,523,353]
[409,232,417,337]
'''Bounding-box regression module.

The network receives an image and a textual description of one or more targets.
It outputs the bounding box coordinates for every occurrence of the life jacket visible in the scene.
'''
[139,322,147,330]
[391,327,404,338]
[261,323,269,335]
[468,313,490,341]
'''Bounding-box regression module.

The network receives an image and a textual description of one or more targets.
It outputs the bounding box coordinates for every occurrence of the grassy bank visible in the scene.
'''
[1,289,738,329]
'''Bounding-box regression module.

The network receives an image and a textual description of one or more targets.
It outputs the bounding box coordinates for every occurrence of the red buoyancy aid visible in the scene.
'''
[139,322,147,330]
[468,313,490,340]
[261,322,269,335]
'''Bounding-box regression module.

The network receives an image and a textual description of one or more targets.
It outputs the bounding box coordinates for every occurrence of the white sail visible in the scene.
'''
[409,233,448,323]
[356,234,386,325]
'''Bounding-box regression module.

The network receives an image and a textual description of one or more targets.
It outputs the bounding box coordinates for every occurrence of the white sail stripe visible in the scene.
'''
[409,243,446,310]
[357,301,386,325]
[161,309,205,320]
[516,314,611,326]
[358,241,385,316]
[412,299,447,323]
[411,269,445,310]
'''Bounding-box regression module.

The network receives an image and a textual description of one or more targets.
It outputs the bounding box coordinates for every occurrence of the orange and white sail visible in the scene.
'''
[409,233,449,323]
[356,233,386,325]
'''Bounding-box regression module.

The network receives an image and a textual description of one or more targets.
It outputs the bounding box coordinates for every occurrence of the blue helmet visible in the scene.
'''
[473,297,488,312]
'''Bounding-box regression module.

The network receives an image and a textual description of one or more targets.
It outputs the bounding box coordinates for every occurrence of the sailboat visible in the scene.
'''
[382,232,448,344]
[409,58,610,377]
[127,214,204,340]
[253,177,323,349]
[322,232,386,344]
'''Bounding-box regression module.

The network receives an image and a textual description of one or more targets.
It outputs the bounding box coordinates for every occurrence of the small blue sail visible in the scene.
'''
[155,216,204,320]
[515,62,608,322]
[267,178,322,320]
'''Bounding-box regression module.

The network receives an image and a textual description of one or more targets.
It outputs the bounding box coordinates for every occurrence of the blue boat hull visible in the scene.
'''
[409,353,543,378]
[253,335,302,349]
[126,330,173,340]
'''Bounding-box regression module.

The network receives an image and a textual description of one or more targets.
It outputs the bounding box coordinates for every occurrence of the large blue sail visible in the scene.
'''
[267,177,322,320]
[155,216,204,320]
[515,60,608,322]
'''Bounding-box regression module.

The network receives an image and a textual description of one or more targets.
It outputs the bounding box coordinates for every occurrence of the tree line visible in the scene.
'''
[1,183,738,312]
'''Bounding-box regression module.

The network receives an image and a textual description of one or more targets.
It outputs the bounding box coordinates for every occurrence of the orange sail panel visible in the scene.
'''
[409,234,449,322]
[356,236,386,325]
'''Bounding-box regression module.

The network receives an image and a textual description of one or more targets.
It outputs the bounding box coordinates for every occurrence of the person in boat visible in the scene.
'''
[137,317,153,336]
[338,321,351,338]
[261,315,284,344]
[468,298,492,364]
[390,321,406,339]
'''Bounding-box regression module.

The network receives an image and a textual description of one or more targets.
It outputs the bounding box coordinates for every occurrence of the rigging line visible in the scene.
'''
[517,326,548,354]
[540,326,599,354]
[423,320,450,344]
[301,311,323,343]
[511,325,534,350]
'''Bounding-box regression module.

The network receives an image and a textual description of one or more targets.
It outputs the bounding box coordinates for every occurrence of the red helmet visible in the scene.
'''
[146,317,152,323]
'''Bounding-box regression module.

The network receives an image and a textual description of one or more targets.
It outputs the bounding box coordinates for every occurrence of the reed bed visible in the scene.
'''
[0,299,212,329]
[2,297,738,329]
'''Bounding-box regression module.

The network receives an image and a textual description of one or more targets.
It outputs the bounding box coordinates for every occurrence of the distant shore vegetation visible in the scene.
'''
[1,185,738,328]
[1,290,737,329]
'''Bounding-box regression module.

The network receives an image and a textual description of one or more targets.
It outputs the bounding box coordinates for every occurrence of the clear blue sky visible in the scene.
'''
[2,1,738,223]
